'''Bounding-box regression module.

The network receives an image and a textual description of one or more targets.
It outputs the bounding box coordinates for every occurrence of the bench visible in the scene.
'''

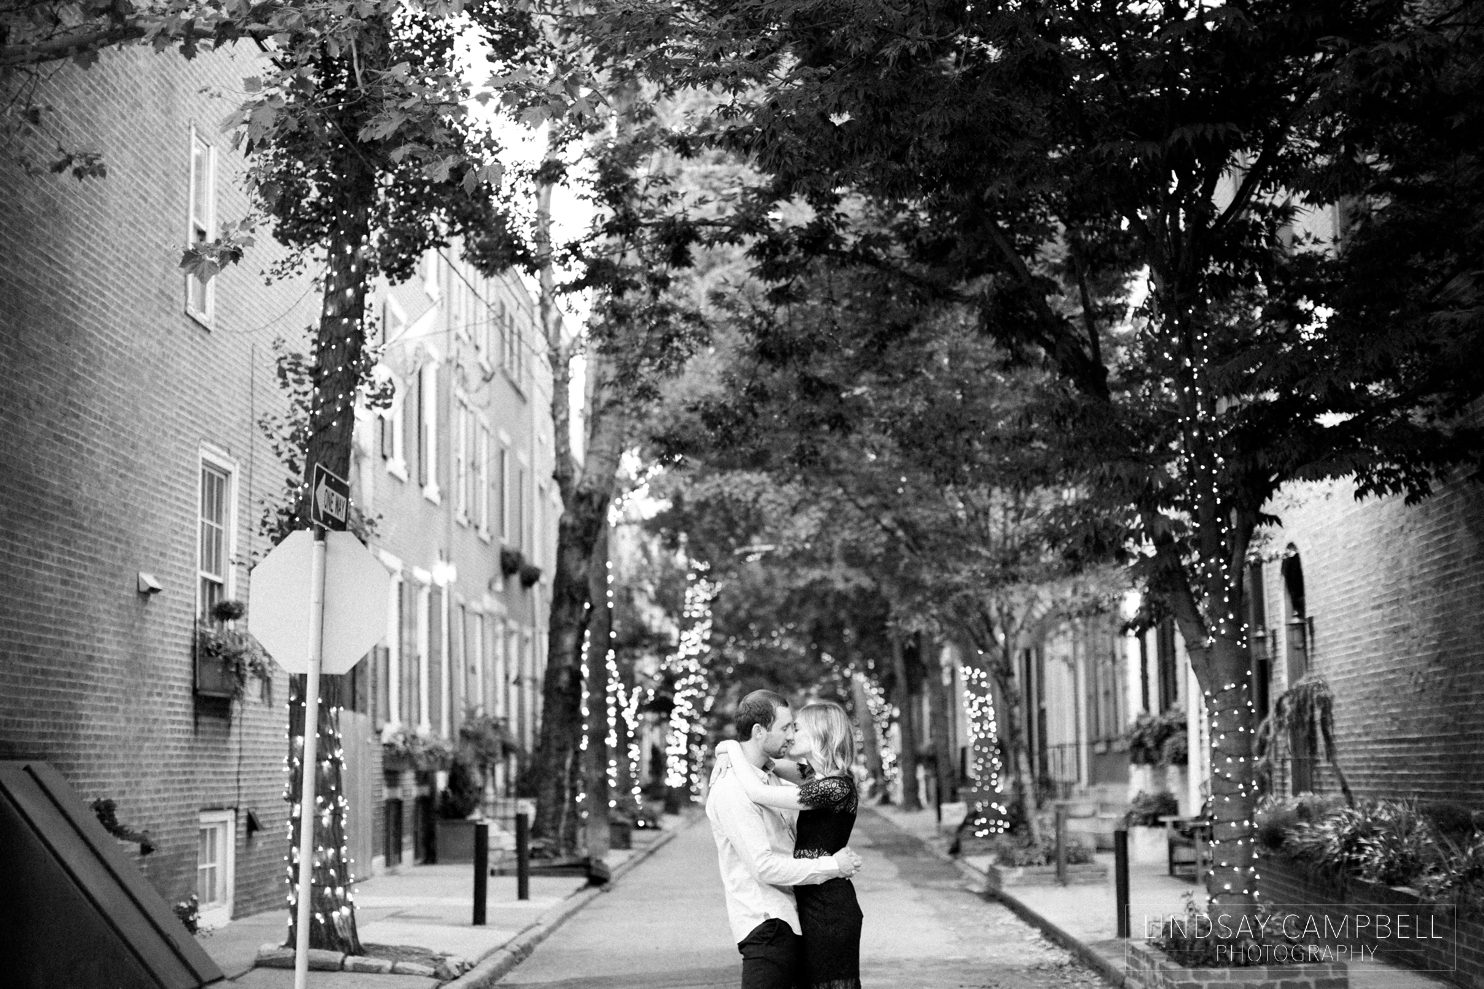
[1162,809,1212,881]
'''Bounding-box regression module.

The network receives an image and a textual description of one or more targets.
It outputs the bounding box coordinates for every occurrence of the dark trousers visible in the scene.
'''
[738,918,802,989]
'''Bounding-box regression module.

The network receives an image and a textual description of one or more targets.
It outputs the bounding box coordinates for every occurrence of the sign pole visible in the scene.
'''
[293,527,329,989]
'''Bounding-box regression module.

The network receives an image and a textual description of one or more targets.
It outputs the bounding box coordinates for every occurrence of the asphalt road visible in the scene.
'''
[496,807,1112,989]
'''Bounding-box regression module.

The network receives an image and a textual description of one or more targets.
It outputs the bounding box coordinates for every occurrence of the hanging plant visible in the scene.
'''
[518,561,543,587]
[500,546,524,577]
[1255,674,1355,806]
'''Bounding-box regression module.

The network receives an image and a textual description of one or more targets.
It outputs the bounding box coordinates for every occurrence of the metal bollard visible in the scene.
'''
[1114,827,1130,938]
[515,811,530,901]
[1054,806,1067,884]
[473,821,489,926]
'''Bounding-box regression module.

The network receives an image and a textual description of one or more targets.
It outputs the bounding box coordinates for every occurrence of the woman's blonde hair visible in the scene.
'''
[799,701,856,777]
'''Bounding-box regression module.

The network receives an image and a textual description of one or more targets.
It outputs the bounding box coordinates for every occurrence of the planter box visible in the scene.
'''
[609,821,633,850]
[1262,855,1480,989]
[1126,939,1348,989]
[984,860,1107,890]
[195,654,237,699]
[435,818,479,863]
[1129,825,1167,865]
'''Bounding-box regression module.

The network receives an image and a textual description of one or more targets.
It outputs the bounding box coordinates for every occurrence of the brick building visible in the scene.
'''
[0,43,318,926]
[0,42,566,927]
[1252,473,1484,805]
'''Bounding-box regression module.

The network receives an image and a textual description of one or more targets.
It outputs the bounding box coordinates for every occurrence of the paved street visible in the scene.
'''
[497,808,1112,989]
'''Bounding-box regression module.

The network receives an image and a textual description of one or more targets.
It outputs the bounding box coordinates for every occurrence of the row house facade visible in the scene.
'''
[350,246,562,873]
[0,41,565,928]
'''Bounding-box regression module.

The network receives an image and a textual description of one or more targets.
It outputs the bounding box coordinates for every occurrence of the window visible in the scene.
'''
[463,606,483,715]
[198,452,236,618]
[455,395,472,523]
[505,302,525,386]
[516,463,528,552]
[476,423,491,537]
[415,575,432,727]
[197,810,235,927]
[496,441,511,544]
[417,359,439,502]
[379,302,408,480]
[186,125,216,323]
[381,558,403,726]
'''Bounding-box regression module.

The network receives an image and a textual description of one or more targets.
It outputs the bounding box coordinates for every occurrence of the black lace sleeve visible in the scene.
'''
[797,774,854,811]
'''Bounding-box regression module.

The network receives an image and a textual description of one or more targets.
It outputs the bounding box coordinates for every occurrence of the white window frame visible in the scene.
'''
[186,124,217,325]
[197,447,238,619]
[196,809,236,928]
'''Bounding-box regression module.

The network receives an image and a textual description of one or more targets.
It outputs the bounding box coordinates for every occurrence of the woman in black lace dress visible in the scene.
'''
[718,701,863,989]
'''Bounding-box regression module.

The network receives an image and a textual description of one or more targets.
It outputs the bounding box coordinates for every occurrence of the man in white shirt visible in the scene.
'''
[706,689,862,989]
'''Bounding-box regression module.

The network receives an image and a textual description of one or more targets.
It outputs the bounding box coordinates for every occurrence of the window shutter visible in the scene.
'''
[416,370,428,487]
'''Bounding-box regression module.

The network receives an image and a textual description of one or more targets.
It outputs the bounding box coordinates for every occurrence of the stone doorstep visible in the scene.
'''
[255,944,474,980]
[1125,939,1349,989]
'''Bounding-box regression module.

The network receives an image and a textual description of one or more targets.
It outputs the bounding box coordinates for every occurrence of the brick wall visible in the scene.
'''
[0,43,318,920]
[1258,475,1484,807]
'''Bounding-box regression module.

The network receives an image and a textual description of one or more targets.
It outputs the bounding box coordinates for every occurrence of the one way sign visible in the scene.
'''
[311,463,350,530]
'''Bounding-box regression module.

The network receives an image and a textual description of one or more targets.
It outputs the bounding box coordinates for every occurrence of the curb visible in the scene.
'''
[446,820,688,988]
[862,807,1128,989]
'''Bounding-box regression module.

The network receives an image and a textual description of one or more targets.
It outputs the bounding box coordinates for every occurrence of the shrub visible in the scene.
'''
[440,754,484,819]
[1420,831,1484,913]
[1125,708,1188,767]
[1125,790,1180,828]
[1357,798,1439,886]
[1255,795,1304,852]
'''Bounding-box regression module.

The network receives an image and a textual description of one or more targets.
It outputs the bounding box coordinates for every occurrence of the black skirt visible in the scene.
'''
[795,876,862,989]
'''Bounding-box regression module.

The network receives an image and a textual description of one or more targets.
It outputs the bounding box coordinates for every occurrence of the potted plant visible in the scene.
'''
[194,599,275,703]
[518,561,543,588]
[500,546,523,577]
[435,751,485,862]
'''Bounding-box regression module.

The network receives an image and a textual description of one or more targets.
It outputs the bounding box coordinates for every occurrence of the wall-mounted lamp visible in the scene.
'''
[137,572,163,595]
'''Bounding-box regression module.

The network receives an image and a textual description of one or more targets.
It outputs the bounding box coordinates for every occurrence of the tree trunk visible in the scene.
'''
[926,642,955,803]
[584,522,612,857]
[284,141,374,952]
[529,148,630,855]
[890,630,922,811]
[1159,519,1261,924]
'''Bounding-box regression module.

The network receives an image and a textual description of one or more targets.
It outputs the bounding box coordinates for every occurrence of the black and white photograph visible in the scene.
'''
[2,1,1481,987]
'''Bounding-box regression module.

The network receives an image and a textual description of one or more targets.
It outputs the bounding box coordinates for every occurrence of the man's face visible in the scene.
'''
[758,703,796,760]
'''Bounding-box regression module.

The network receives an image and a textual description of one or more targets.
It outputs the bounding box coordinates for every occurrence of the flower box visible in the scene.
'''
[984,860,1107,889]
[1125,939,1348,989]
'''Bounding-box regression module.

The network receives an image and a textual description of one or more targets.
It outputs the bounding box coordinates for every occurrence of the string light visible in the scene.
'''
[664,562,715,794]
[965,657,1009,836]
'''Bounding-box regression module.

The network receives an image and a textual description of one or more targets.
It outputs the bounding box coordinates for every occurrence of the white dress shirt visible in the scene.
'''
[705,758,844,943]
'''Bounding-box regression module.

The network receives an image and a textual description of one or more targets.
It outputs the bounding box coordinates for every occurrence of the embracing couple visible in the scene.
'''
[705,689,865,989]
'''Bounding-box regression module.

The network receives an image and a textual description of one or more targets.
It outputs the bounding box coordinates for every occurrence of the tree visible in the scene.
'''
[582,0,1484,924]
